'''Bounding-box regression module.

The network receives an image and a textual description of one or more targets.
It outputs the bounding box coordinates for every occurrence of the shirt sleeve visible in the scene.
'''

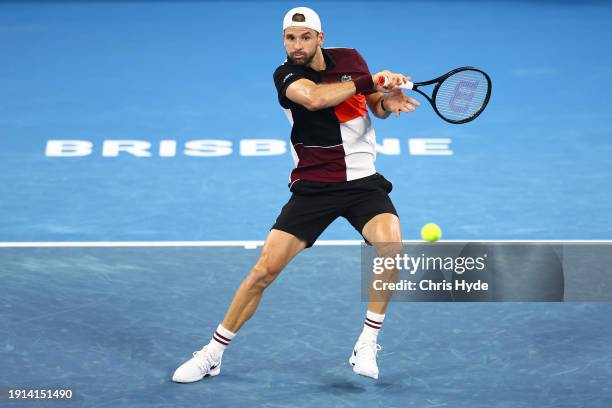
[273,64,308,108]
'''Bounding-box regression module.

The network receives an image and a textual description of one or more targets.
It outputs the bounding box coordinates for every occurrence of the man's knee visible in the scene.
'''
[364,214,402,244]
[245,258,282,291]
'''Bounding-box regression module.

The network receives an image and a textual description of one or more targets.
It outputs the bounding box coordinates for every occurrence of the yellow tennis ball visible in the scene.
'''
[421,223,442,242]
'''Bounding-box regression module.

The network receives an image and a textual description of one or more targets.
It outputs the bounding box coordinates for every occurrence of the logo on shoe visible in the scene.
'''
[210,363,219,370]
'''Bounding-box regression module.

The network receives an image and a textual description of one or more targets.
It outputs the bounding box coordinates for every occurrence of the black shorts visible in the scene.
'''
[271,173,398,248]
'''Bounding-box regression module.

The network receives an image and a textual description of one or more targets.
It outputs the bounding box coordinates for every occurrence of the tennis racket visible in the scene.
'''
[379,67,492,124]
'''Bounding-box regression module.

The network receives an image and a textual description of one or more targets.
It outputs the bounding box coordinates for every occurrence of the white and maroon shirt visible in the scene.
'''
[273,48,377,183]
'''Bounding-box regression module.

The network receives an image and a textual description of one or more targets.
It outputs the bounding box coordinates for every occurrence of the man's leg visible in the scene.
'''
[362,213,402,315]
[222,229,306,332]
[173,229,306,383]
[350,212,402,379]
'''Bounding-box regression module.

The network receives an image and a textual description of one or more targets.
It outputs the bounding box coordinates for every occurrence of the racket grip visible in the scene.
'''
[377,76,414,90]
[399,81,414,90]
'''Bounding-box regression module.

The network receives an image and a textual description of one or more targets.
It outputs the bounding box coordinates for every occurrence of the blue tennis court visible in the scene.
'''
[1,1,612,407]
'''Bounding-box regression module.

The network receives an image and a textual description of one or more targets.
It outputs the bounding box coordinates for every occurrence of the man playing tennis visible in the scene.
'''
[173,6,419,382]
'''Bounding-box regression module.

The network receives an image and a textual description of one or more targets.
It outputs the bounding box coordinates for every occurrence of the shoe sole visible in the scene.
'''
[173,366,221,383]
[352,367,378,379]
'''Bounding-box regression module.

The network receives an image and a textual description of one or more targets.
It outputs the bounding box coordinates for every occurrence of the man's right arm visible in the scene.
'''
[285,79,360,111]
[285,71,409,111]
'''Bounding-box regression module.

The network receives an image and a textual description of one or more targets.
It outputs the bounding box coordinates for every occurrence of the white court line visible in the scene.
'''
[0,240,610,249]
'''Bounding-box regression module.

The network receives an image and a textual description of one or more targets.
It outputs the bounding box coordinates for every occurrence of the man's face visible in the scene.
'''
[283,27,322,65]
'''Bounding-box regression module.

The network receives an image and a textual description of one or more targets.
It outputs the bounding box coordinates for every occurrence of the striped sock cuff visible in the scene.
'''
[212,324,236,348]
[364,310,385,331]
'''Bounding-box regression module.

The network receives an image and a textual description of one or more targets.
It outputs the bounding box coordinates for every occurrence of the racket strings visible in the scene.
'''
[434,70,490,121]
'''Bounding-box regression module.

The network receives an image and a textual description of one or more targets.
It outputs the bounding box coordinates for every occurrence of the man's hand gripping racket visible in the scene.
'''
[376,67,492,124]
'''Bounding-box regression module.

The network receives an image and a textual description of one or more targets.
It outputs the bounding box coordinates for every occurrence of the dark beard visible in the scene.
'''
[287,51,315,66]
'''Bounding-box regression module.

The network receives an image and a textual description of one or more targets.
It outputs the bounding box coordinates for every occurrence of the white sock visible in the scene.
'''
[208,324,235,357]
[360,310,385,342]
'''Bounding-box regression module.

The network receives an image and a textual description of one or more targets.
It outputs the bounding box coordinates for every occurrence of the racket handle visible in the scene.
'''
[377,75,414,90]
[400,81,414,90]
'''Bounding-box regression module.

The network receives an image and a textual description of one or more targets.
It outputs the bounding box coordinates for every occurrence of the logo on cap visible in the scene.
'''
[283,7,322,32]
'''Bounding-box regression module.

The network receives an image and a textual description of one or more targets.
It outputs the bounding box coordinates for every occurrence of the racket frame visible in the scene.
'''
[411,66,492,124]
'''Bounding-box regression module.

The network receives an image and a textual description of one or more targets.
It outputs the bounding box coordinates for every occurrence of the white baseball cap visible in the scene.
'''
[283,7,322,33]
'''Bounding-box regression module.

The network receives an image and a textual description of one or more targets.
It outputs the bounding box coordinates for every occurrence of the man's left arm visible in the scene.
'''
[366,88,420,119]
[354,49,420,118]
[366,92,391,119]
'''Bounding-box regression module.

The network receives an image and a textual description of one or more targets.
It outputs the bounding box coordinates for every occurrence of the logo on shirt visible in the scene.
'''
[341,75,352,82]
[283,73,294,83]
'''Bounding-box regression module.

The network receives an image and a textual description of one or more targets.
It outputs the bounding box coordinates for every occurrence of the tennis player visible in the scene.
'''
[173,6,419,382]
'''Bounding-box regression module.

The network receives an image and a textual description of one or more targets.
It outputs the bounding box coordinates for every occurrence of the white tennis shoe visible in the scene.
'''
[349,337,382,379]
[172,345,222,383]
